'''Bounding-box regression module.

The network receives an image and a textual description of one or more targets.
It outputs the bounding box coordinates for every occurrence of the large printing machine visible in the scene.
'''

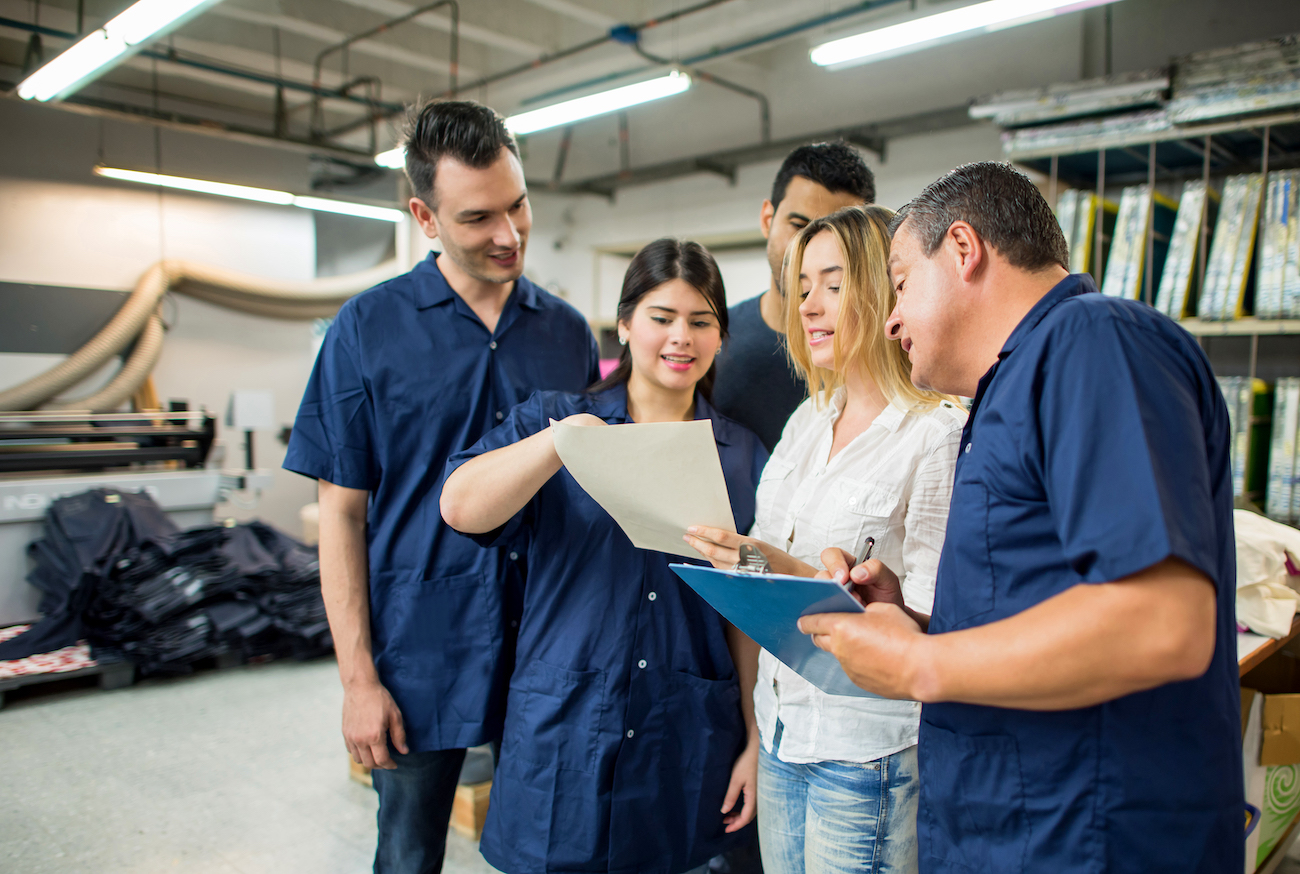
[0,409,270,627]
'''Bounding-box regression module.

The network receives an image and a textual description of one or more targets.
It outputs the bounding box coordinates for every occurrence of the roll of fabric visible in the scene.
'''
[1235,509,1300,638]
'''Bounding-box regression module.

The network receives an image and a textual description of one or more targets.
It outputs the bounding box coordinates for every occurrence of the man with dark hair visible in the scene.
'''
[285,99,599,873]
[802,161,1242,872]
[711,142,875,451]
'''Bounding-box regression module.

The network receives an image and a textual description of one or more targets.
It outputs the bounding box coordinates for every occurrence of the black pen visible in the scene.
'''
[854,536,875,565]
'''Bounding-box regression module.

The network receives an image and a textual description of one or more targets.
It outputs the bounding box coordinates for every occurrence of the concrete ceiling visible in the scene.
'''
[1,0,1297,196]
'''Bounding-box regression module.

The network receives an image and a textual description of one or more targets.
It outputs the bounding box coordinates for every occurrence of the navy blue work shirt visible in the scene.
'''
[920,274,1242,874]
[446,385,768,874]
[284,253,599,752]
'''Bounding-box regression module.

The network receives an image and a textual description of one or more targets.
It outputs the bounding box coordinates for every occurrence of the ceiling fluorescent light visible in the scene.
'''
[96,167,293,205]
[505,70,691,135]
[374,147,405,169]
[811,0,1126,69]
[94,167,405,222]
[18,0,222,102]
[292,196,406,222]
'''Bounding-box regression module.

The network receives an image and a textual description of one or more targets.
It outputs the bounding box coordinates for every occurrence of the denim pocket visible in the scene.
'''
[504,660,604,774]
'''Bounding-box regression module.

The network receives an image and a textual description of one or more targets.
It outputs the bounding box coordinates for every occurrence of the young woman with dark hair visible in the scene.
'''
[440,238,768,874]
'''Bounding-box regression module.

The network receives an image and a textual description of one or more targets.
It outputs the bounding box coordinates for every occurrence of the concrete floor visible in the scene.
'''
[0,657,498,874]
[7,658,1298,874]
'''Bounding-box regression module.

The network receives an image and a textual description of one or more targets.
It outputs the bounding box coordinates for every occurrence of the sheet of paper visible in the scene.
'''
[552,419,735,560]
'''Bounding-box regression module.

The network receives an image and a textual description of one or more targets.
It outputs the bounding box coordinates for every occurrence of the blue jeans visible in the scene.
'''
[371,747,467,874]
[757,743,918,874]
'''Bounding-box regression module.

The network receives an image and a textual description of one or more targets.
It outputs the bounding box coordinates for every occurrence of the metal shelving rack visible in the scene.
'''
[1007,108,1300,393]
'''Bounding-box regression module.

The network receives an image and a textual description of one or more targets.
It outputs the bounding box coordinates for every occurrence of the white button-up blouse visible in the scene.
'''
[749,388,965,764]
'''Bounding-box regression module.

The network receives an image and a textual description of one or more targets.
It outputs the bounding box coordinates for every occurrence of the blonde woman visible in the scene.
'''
[687,205,964,874]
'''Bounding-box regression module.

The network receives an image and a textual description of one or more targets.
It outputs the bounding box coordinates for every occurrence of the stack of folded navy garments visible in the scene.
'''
[0,488,331,674]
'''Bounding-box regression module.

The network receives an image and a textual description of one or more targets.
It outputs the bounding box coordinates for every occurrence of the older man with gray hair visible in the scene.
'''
[803,161,1242,874]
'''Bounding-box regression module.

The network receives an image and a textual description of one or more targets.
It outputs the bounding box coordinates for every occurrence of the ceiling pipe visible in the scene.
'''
[457,0,733,96]
[520,0,908,109]
[0,16,407,116]
[310,0,458,141]
[551,124,574,187]
[632,44,770,145]
[327,0,737,139]
[4,83,381,163]
[532,104,973,200]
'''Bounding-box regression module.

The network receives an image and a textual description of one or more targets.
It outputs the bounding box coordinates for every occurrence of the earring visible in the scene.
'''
[618,336,627,346]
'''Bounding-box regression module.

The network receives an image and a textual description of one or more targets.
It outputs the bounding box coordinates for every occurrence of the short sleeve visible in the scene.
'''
[283,311,379,490]
[585,331,602,388]
[899,425,961,615]
[443,390,559,548]
[1039,314,1221,588]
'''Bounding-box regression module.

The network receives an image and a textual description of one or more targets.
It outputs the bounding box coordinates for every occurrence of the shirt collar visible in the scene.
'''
[999,272,1097,359]
[410,251,541,311]
[587,384,733,446]
[824,385,906,433]
[875,403,906,433]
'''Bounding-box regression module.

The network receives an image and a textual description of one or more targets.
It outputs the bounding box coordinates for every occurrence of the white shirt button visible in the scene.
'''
[638,659,647,669]
[647,592,657,601]
[496,411,504,420]
[626,729,635,738]
[848,497,857,505]
[509,551,519,560]
[489,341,498,350]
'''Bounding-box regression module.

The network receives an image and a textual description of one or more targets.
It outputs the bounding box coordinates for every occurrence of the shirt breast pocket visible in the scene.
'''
[754,458,796,538]
[939,479,995,628]
[827,479,899,555]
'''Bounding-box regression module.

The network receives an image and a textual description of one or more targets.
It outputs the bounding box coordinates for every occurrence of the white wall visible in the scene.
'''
[0,100,322,536]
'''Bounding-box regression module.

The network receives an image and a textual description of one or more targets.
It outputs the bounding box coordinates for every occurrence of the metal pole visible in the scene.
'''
[312,1,459,140]
[1247,125,1267,386]
[634,45,771,144]
[1095,149,1106,283]
[551,126,574,186]
[1049,154,1058,209]
[1198,135,1211,314]
[1262,124,1271,178]
[1145,141,1156,305]
[618,112,631,176]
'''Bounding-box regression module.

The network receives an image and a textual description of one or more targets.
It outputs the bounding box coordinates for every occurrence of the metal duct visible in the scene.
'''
[0,258,402,413]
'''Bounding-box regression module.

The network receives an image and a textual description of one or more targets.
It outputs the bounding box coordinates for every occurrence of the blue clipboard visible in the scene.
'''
[669,563,879,699]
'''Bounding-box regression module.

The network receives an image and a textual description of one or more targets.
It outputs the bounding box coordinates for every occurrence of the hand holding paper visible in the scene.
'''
[551,418,735,560]
[685,525,819,577]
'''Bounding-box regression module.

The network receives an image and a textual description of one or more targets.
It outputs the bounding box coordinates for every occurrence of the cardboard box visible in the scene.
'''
[1264,695,1300,766]
[1242,651,1300,870]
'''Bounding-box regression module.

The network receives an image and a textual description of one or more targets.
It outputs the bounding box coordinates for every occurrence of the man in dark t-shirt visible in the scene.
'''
[712,143,876,451]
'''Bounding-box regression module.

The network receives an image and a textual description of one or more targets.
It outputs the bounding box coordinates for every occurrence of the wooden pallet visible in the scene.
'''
[346,759,492,840]
[451,781,491,841]
[0,655,134,709]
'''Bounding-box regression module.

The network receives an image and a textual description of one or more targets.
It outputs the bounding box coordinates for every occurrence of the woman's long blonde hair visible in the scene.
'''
[783,204,956,411]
